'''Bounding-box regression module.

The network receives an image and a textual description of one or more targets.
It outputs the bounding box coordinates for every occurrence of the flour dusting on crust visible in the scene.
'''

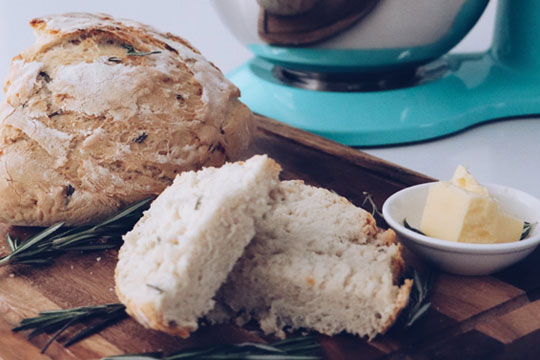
[0,12,253,226]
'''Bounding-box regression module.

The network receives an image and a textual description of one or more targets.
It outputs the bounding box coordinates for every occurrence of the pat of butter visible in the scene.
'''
[420,166,523,244]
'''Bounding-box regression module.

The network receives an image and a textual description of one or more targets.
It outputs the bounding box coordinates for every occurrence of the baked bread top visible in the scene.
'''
[0,13,253,226]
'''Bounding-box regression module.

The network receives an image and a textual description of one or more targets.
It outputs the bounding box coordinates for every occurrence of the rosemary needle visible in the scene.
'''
[403,219,426,236]
[522,221,536,240]
[0,197,153,267]
[121,43,161,56]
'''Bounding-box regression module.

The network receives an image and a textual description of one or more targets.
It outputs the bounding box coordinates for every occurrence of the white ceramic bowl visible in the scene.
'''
[382,183,540,276]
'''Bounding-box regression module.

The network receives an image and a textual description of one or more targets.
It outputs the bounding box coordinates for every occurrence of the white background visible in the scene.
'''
[1,0,539,199]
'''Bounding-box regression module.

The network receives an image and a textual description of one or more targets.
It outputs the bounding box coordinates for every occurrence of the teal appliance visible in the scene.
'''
[212,0,540,146]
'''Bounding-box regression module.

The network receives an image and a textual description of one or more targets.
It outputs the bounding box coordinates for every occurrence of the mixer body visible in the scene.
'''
[213,0,540,146]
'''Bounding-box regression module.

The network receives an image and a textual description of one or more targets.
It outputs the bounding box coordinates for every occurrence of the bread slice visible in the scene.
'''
[212,180,412,339]
[115,155,280,338]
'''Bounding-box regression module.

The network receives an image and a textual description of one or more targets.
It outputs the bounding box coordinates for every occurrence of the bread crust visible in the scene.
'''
[380,278,413,334]
[370,230,413,336]
[0,13,253,226]
[115,287,193,338]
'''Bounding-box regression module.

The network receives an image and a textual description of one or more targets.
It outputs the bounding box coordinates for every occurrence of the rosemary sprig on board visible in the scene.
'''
[14,303,321,359]
[13,303,127,354]
[102,336,322,360]
[362,191,384,219]
[402,269,433,328]
[121,43,162,56]
[0,197,153,267]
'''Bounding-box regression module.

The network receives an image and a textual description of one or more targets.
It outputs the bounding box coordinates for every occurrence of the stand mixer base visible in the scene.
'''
[228,54,540,146]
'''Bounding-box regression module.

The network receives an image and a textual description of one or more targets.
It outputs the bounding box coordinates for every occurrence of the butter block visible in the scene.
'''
[420,167,523,244]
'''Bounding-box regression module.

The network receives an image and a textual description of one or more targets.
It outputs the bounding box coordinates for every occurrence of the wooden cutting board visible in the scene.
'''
[1,115,539,360]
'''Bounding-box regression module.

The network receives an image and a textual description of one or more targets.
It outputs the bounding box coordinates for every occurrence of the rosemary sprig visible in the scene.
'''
[121,43,161,56]
[14,303,321,359]
[102,336,322,360]
[390,268,433,332]
[0,197,153,267]
[402,269,433,327]
[13,303,127,354]
[362,191,383,219]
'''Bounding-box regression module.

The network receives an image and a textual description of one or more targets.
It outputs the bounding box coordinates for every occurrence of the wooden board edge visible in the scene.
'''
[254,115,435,186]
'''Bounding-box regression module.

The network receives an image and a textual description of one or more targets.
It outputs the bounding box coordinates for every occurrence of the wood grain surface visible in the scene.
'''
[1,115,539,359]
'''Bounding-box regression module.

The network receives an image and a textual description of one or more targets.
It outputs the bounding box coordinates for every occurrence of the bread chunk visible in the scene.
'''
[115,155,281,338]
[213,181,412,339]
[0,13,253,226]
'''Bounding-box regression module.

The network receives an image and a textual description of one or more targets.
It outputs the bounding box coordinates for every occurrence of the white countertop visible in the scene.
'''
[1,0,537,198]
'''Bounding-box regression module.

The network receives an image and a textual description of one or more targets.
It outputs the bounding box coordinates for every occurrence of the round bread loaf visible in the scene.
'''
[0,13,253,226]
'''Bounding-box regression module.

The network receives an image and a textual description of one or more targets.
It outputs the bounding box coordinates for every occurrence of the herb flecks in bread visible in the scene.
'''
[0,13,253,226]
[114,155,281,338]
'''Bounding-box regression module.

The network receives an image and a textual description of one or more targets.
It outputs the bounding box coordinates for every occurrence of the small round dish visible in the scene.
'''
[382,182,540,276]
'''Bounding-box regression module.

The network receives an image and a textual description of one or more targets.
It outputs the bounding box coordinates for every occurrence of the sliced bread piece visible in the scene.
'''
[213,180,412,339]
[115,155,281,338]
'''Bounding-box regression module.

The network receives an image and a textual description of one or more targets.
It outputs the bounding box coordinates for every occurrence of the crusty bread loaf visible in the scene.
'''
[212,180,412,339]
[0,13,253,226]
[115,155,281,338]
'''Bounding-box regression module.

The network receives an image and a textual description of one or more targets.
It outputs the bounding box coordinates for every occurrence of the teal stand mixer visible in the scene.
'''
[212,0,540,146]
